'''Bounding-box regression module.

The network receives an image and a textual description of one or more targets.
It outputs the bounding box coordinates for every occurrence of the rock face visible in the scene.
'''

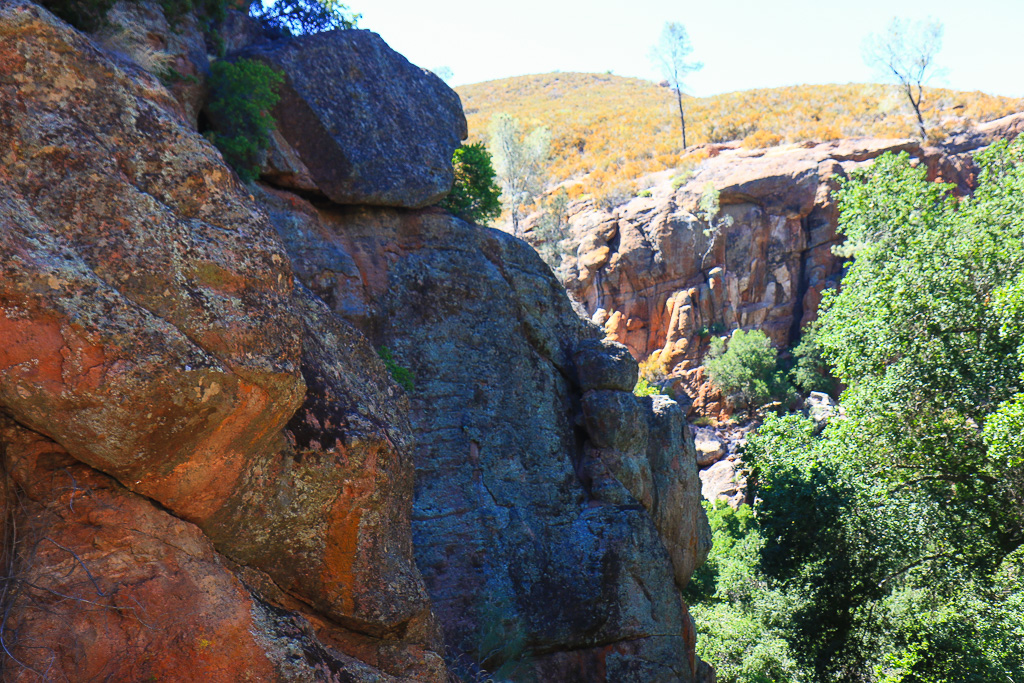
[554,129,1022,413]
[1,1,713,681]
[260,190,713,680]
[0,3,445,679]
[243,29,468,208]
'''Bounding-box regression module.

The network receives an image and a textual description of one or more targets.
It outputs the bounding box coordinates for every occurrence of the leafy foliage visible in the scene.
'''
[439,143,503,226]
[632,378,660,397]
[705,329,790,413]
[818,139,1024,551]
[248,0,360,35]
[789,324,837,395]
[377,346,414,393]
[457,74,1024,200]
[693,138,1024,683]
[204,58,283,183]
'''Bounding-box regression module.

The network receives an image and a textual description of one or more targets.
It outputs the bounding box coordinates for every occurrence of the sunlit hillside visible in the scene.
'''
[456,73,1024,199]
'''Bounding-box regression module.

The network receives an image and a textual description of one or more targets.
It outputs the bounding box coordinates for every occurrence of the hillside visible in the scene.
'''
[456,73,1024,200]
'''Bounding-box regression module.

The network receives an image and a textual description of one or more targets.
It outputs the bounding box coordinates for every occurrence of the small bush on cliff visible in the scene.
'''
[439,143,503,226]
[705,329,789,413]
[377,346,414,393]
[204,58,283,183]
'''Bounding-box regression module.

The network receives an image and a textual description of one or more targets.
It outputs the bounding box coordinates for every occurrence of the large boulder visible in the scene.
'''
[242,29,467,207]
[0,3,446,679]
[260,189,713,681]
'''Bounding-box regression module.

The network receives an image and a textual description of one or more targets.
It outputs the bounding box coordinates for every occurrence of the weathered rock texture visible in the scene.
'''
[2,1,714,680]
[259,190,714,681]
[242,29,468,208]
[553,119,1024,413]
[0,2,445,679]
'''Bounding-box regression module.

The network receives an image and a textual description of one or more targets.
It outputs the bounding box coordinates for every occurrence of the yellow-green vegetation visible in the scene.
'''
[457,73,1024,199]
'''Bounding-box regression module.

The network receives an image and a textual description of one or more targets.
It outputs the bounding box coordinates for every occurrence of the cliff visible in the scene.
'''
[0,2,711,680]
[551,118,1024,415]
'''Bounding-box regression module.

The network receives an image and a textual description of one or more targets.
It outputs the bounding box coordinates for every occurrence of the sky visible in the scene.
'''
[356,0,1024,97]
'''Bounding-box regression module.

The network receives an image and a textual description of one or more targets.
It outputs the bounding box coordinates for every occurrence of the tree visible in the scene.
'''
[204,58,283,183]
[862,17,944,140]
[439,143,502,226]
[818,140,1024,557]
[249,0,360,35]
[649,22,703,149]
[487,113,551,237]
[704,329,789,414]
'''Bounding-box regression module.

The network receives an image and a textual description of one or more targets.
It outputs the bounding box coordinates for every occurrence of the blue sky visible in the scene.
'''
[356,0,1024,97]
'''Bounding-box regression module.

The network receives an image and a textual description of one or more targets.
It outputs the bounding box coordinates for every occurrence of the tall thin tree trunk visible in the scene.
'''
[675,89,687,149]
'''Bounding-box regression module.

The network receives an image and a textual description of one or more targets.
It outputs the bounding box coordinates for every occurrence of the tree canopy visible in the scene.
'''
[690,137,1024,683]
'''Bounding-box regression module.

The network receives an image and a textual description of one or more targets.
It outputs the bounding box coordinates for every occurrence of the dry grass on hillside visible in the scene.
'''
[457,73,1024,200]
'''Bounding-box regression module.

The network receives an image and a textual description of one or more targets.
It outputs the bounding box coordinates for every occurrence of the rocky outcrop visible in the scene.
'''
[260,192,714,681]
[2,1,713,681]
[0,2,445,679]
[243,29,468,208]
[553,127,1022,413]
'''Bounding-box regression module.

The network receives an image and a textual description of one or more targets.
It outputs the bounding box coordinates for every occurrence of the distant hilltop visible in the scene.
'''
[456,72,1024,200]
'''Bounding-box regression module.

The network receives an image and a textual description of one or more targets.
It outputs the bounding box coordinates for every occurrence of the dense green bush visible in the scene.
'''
[788,323,837,395]
[704,329,790,413]
[204,58,283,183]
[439,143,503,226]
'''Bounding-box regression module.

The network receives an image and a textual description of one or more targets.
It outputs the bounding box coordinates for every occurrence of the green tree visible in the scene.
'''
[704,329,788,414]
[204,58,283,183]
[487,113,551,237]
[649,22,703,149]
[789,323,837,395]
[818,140,1024,556]
[249,0,360,35]
[439,143,502,226]
[862,18,944,140]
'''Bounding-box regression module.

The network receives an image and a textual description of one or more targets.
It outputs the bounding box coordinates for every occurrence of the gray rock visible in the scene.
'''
[260,196,706,680]
[693,428,727,467]
[581,389,651,453]
[699,459,746,508]
[244,29,467,207]
[805,391,843,433]
[574,337,639,391]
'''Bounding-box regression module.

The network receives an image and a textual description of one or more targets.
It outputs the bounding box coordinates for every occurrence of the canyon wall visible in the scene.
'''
[554,118,1024,414]
[0,2,711,680]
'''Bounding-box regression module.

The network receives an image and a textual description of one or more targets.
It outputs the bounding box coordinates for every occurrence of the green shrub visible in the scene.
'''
[204,58,283,183]
[248,0,359,35]
[671,170,693,190]
[633,377,660,397]
[378,346,414,393]
[637,189,653,198]
[439,143,503,226]
[704,329,789,413]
